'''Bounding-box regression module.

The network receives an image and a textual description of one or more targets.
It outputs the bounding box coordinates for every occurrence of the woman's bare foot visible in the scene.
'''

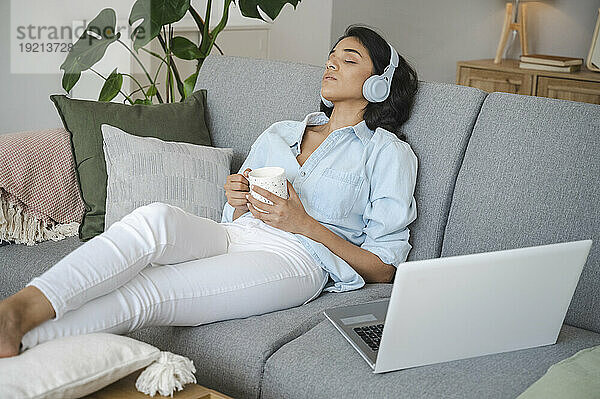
[0,301,24,358]
[0,286,55,358]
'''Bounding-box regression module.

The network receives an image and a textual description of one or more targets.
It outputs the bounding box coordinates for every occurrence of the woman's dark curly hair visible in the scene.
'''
[320,24,419,142]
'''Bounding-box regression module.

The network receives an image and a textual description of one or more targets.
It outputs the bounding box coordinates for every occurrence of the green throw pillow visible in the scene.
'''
[51,90,212,241]
[516,345,600,399]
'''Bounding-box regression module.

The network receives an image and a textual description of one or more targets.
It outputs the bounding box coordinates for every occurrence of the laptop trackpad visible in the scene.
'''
[340,314,378,325]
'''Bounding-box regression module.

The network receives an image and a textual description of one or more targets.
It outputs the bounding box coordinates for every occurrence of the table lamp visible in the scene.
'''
[494,0,539,64]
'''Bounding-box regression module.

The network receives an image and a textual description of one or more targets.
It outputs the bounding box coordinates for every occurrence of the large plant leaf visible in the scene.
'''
[236,0,300,21]
[129,0,190,51]
[61,63,82,95]
[60,8,120,92]
[183,72,198,98]
[98,68,123,102]
[171,36,202,60]
[146,84,158,97]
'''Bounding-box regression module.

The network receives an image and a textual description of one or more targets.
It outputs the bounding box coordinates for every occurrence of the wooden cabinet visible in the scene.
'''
[458,67,532,95]
[537,76,600,104]
[456,59,600,105]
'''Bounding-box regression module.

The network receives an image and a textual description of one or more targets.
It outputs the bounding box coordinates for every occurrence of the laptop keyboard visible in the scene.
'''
[353,323,384,351]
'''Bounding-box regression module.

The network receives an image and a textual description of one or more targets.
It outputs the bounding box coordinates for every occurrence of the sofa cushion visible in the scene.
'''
[0,236,84,299]
[0,333,160,399]
[101,124,233,229]
[261,321,600,399]
[194,54,488,263]
[441,93,600,333]
[126,283,393,399]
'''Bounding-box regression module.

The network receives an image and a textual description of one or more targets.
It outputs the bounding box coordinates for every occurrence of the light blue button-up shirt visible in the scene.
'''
[221,111,418,293]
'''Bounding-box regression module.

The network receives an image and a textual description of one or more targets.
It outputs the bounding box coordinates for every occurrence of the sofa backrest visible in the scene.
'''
[441,92,600,333]
[194,54,487,263]
[401,83,487,261]
[194,54,324,174]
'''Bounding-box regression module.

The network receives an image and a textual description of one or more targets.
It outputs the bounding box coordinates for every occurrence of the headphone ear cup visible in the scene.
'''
[363,75,390,103]
[373,78,390,102]
[320,93,334,108]
[362,75,378,103]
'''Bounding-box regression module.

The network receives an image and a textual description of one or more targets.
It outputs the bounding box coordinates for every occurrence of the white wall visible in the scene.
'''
[267,0,333,67]
[139,0,332,102]
[2,0,139,134]
[0,0,331,134]
[331,0,600,84]
[186,0,333,66]
[5,1,595,134]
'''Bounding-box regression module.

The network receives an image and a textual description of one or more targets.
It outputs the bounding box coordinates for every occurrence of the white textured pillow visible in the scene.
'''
[101,124,233,230]
[0,333,160,399]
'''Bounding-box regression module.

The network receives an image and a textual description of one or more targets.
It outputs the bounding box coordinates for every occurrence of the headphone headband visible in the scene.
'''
[389,43,399,68]
[381,43,399,81]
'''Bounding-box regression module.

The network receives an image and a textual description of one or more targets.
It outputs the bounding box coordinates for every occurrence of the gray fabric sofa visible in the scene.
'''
[1,54,599,398]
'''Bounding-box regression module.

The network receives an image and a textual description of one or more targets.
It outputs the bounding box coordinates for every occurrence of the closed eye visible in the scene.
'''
[345,60,356,64]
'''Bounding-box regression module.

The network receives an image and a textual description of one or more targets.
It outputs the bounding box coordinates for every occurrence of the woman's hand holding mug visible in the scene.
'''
[245,167,312,235]
[224,168,252,211]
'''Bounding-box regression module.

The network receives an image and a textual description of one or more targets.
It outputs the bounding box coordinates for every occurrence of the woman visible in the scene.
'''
[0,24,419,358]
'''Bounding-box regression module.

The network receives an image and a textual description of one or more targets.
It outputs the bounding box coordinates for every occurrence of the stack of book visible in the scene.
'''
[519,54,583,73]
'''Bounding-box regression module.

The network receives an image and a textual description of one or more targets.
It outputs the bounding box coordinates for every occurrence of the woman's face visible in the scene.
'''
[321,36,374,105]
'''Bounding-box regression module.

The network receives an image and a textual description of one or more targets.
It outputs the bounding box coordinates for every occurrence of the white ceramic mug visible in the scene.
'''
[247,167,289,213]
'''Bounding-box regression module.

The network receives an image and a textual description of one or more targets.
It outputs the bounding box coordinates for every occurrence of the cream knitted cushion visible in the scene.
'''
[0,333,159,398]
[101,124,233,230]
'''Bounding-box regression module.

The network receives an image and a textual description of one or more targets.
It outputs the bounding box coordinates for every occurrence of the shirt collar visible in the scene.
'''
[283,111,374,148]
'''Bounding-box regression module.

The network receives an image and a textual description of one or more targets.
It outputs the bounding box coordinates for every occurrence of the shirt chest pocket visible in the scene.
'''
[310,167,364,221]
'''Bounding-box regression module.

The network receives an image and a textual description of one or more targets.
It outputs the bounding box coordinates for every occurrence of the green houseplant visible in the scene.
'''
[60,0,300,104]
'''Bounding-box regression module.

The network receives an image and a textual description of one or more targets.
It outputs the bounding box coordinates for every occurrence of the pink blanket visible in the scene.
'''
[0,128,85,245]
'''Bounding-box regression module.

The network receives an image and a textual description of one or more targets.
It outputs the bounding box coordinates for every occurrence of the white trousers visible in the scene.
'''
[22,202,329,350]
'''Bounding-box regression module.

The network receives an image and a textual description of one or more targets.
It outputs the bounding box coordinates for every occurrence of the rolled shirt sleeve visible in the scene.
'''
[221,202,237,223]
[360,141,418,268]
[220,136,266,223]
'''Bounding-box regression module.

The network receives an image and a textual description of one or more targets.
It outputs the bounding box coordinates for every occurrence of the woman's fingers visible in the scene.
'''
[225,176,249,192]
[228,191,250,207]
[235,181,249,191]
[246,192,274,213]
[224,181,248,192]
[224,170,252,208]
[247,201,268,219]
[250,185,283,205]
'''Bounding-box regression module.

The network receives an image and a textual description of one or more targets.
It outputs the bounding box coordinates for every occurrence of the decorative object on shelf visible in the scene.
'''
[519,54,583,73]
[518,62,579,73]
[587,8,600,72]
[520,54,583,67]
[59,0,301,104]
[495,0,541,64]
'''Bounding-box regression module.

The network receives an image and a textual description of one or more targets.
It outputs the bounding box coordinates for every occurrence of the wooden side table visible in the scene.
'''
[456,58,600,105]
[83,369,234,399]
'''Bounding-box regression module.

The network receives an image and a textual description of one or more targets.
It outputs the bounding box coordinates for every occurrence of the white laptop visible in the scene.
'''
[323,239,592,374]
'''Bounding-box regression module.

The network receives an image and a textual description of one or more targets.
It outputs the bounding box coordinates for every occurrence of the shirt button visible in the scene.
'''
[300,171,306,177]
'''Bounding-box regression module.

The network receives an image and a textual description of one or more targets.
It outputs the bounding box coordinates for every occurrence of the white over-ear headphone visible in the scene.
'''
[321,42,399,108]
